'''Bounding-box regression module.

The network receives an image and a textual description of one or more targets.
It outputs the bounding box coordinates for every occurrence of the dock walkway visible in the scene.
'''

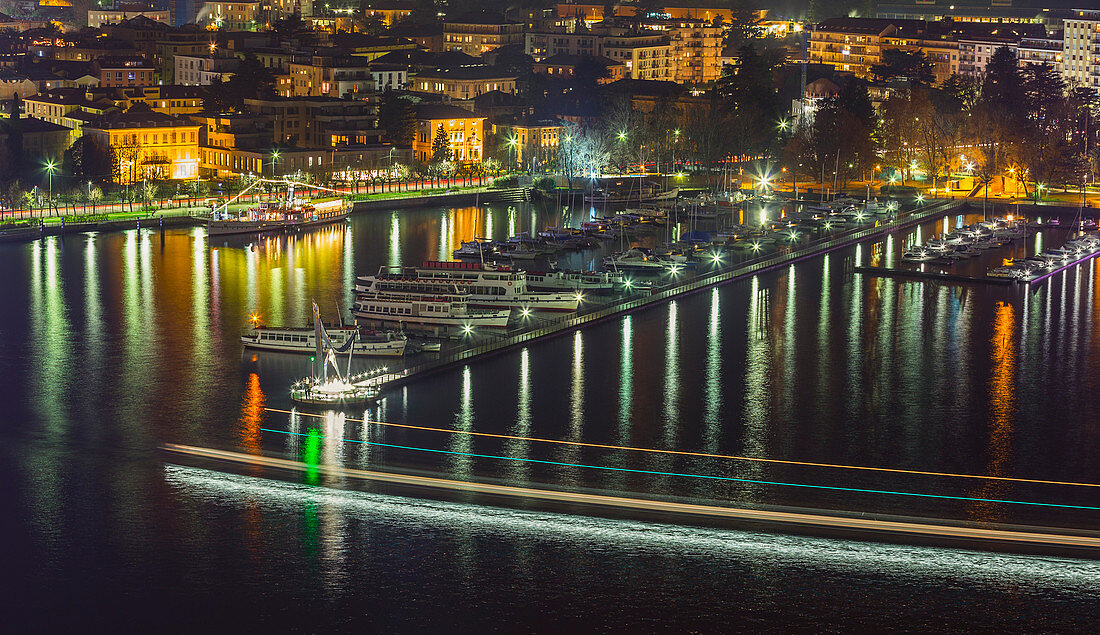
[854,266,1015,285]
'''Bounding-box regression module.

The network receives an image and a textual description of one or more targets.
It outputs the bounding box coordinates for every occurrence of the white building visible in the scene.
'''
[958,38,1016,77]
[1062,9,1100,91]
[175,55,240,85]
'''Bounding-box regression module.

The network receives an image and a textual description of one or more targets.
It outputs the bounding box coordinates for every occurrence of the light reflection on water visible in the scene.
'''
[165,463,1100,593]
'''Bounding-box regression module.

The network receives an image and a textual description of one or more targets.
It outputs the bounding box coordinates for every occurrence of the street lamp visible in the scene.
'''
[44,159,56,213]
[507,135,518,171]
[270,150,280,176]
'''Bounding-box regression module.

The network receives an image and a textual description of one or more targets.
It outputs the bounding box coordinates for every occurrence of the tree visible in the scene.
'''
[430,123,450,173]
[723,0,762,50]
[715,44,784,160]
[63,135,113,185]
[204,53,274,112]
[972,47,1024,196]
[377,90,416,147]
[871,49,935,86]
[272,12,309,36]
[3,94,24,183]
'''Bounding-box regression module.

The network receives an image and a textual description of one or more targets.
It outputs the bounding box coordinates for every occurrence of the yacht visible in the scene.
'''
[603,248,670,272]
[357,261,581,311]
[525,270,623,293]
[902,248,936,261]
[452,239,496,259]
[242,325,409,356]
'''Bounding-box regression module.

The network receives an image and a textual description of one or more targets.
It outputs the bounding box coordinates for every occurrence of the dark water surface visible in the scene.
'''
[4,203,1099,630]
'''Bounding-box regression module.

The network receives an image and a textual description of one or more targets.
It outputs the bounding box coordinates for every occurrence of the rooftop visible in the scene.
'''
[415,103,484,121]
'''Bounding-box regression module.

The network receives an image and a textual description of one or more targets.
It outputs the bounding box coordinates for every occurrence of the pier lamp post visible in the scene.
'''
[44,159,56,214]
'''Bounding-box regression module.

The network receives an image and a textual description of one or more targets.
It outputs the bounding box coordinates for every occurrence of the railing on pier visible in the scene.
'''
[376,199,967,389]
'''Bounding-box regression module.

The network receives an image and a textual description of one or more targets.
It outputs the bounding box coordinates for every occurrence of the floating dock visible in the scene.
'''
[854,266,1015,286]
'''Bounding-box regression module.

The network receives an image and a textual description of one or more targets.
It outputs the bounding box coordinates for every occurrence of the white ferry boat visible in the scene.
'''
[357,261,581,312]
[352,289,511,335]
[242,325,408,356]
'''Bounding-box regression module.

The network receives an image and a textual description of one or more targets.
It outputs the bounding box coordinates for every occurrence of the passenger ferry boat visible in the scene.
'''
[241,325,408,356]
[204,196,350,236]
[356,261,581,312]
[352,288,511,335]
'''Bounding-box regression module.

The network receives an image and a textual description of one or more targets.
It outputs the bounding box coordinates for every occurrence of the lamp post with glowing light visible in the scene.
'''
[44,159,56,214]
[507,134,518,172]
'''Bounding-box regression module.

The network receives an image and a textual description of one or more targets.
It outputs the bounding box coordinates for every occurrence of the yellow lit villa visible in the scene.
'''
[82,103,202,183]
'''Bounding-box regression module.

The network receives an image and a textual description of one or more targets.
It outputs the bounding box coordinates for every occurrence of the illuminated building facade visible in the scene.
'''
[83,103,201,183]
[413,104,484,164]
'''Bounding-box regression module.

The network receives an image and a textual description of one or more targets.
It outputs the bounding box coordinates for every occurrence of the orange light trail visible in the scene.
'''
[262,408,1100,490]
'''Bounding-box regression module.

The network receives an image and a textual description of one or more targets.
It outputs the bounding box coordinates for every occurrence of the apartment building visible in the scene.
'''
[243,97,377,149]
[175,54,240,85]
[87,8,171,28]
[94,56,155,88]
[285,54,377,99]
[201,2,260,31]
[1062,10,1100,91]
[664,19,722,84]
[443,13,525,56]
[811,18,1043,85]
[526,26,672,81]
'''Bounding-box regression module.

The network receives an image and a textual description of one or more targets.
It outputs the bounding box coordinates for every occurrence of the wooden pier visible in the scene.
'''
[367,200,969,392]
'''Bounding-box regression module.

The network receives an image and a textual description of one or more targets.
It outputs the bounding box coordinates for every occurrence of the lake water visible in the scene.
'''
[4,202,1098,629]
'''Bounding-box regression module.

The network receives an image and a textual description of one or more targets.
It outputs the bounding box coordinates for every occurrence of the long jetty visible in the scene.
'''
[366,199,968,391]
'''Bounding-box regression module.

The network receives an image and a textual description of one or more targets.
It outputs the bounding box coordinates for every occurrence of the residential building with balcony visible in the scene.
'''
[1017,35,1063,73]
[243,96,378,149]
[94,56,155,88]
[443,12,525,56]
[525,26,672,81]
[174,54,240,85]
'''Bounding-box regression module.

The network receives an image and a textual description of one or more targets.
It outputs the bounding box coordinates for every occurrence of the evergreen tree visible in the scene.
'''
[430,123,450,167]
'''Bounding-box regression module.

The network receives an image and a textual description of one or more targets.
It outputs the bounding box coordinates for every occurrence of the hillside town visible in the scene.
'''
[0,1,1096,208]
